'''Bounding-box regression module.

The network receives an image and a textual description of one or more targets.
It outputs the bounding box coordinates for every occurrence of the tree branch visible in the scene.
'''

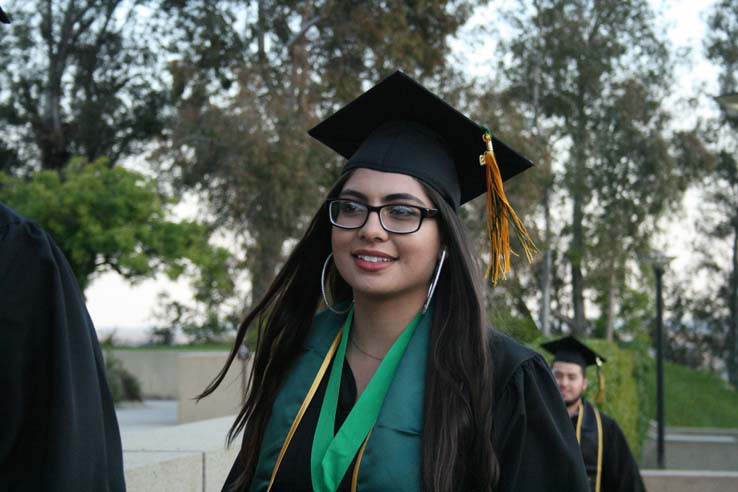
[285,14,323,50]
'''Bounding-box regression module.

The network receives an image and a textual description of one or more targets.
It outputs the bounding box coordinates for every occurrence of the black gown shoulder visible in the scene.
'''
[0,203,125,492]
[599,411,646,492]
[489,331,590,492]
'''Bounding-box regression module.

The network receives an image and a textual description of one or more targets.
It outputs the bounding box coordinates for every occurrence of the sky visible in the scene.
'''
[86,0,721,340]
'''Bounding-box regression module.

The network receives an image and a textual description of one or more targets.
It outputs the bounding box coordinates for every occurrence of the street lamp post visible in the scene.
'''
[646,252,671,469]
[654,261,666,469]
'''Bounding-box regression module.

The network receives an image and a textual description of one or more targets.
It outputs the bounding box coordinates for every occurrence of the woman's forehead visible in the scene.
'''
[340,168,431,201]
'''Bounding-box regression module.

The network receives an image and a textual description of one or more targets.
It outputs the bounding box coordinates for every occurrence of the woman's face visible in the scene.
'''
[331,168,442,304]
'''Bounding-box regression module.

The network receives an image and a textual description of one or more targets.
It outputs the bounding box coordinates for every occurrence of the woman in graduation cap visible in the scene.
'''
[206,71,589,492]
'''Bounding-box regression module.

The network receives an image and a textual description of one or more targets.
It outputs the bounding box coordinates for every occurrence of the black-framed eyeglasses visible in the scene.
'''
[327,199,439,234]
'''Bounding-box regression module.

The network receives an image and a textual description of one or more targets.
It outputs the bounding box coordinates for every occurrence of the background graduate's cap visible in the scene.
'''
[541,336,608,402]
[309,70,537,283]
[541,336,607,368]
[0,6,10,24]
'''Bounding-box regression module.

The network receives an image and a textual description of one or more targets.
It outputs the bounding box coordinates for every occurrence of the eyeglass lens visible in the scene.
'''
[329,200,423,233]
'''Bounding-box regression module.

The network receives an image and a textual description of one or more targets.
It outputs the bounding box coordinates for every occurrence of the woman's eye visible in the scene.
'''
[339,202,364,215]
[387,205,420,219]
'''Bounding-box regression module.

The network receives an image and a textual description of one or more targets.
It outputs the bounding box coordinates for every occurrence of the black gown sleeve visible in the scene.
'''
[492,347,590,492]
[600,414,645,492]
[0,203,125,492]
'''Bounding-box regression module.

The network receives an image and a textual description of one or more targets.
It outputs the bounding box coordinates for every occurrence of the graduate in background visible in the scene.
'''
[0,202,126,491]
[205,71,589,492]
[542,336,646,492]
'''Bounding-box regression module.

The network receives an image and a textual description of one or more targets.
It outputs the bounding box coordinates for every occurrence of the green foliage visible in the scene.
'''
[500,0,695,337]
[593,286,653,341]
[0,0,167,172]
[153,294,240,344]
[652,362,738,428]
[104,351,142,403]
[585,339,654,462]
[488,296,541,344]
[157,0,482,306]
[0,158,235,300]
[705,0,738,98]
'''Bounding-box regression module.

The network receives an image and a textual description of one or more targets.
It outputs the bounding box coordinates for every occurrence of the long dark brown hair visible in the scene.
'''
[201,171,498,491]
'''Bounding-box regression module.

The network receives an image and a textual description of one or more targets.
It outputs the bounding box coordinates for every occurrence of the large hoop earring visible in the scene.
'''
[423,249,447,314]
[321,253,352,314]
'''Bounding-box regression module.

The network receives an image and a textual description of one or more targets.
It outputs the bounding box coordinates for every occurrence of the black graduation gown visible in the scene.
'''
[0,203,126,492]
[223,328,588,492]
[572,400,645,492]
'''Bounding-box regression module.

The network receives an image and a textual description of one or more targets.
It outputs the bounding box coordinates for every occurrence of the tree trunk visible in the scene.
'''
[570,129,587,334]
[541,186,552,336]
[728,225,738,386]
[605,258,617,341]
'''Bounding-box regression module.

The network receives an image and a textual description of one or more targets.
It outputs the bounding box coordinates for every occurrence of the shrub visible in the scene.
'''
[104,351,142,403]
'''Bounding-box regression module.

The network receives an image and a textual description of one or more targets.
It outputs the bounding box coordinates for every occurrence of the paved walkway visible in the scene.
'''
[116,399,178,433]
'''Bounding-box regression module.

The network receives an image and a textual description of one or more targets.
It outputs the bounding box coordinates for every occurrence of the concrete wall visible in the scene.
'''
[122,416,239,492]
[177,353,250,424]
[110,349,252,424]
[641,427,738,471]
[110,350,180,399]
[642,470,738,492]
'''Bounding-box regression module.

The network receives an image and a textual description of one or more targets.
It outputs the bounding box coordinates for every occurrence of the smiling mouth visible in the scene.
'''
[354,254,395,263]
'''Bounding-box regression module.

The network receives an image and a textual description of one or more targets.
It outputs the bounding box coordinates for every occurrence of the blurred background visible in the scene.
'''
[1,1,737,490]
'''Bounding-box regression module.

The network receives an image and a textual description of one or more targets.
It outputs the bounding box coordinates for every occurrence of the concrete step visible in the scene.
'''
[121,415,238,492]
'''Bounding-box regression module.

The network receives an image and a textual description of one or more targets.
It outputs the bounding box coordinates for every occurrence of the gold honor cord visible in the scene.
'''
[266,328,344,492]
[575,401,584,444]
[593,406,604,492]
[575,401,604,492]
[350,429,373,492]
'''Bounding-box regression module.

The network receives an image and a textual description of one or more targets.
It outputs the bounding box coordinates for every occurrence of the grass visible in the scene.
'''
[665,362,738,427]
[653,362,738,428]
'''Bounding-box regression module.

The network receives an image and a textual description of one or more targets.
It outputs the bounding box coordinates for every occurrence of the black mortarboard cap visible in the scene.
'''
[541,336,607,369]
[0,7,10,24]
[308,70,533,209]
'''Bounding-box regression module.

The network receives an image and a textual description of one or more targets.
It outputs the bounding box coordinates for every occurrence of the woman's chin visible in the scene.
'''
[350,283,426,306]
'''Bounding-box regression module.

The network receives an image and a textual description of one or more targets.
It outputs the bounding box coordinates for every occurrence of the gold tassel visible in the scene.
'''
[479,129,538,284]
[595,357,606,404]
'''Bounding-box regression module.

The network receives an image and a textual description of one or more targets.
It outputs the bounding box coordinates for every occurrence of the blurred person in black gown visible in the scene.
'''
[542,336,646,492]
[0,202,126,491]
[204,71,589,492]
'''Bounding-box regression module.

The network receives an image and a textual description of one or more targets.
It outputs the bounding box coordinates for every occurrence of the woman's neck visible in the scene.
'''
[351,291,425,357]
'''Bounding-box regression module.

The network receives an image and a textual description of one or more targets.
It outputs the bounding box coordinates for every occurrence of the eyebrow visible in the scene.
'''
[339,189,427,206]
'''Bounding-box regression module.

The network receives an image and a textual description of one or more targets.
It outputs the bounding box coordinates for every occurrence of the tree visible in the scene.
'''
[691,151,738,385]
[0,0,167,172]
[501,0,689,336]
[703,0,738,385]
[0,158,234,300]
[156,0,483,306]
[587,81,708,340]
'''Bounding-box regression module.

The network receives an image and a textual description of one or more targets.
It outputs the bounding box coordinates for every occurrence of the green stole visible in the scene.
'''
[311,307,422,492]
[249,308,430,492]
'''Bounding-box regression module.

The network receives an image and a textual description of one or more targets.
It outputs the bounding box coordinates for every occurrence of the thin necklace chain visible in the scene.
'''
[350,334,384,361]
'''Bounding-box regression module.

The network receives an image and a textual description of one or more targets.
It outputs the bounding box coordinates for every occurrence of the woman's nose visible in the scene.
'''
[359,209,388,240]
